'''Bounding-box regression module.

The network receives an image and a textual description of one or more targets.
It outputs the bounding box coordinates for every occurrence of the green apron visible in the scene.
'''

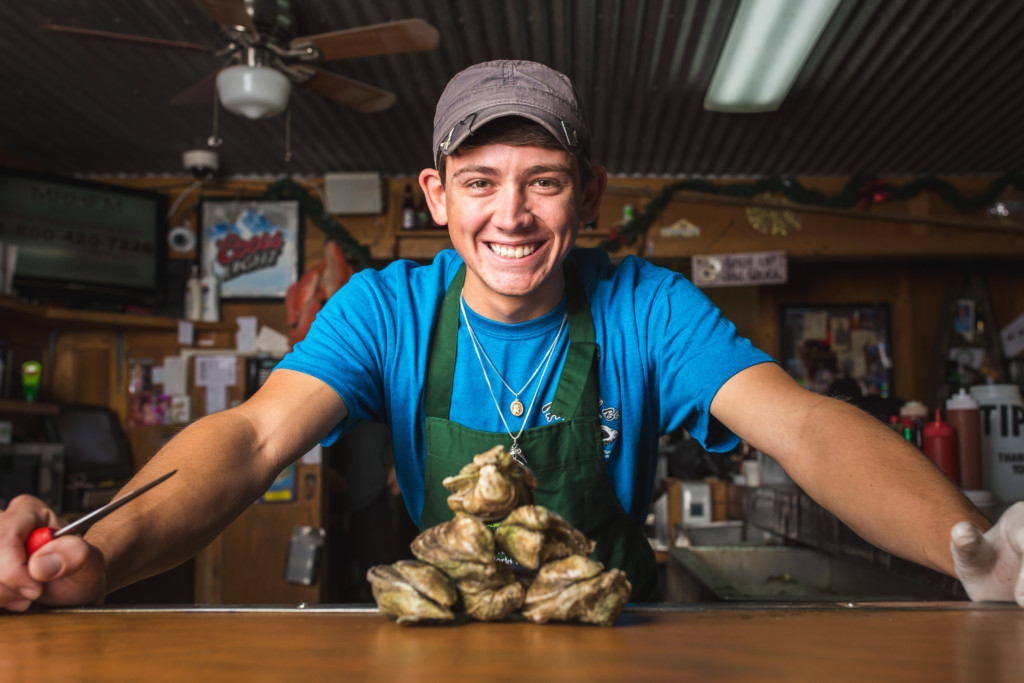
[421,263,659,602]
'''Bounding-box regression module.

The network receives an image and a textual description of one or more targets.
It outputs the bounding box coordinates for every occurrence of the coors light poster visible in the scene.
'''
[199,199,301,299]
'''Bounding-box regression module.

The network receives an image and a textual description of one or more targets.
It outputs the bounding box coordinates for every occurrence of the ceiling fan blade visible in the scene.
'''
[198,0,257,34]
[40,24,213,53]
[300,68,396,114]
[290,18,440,62]
[168,71,219,106]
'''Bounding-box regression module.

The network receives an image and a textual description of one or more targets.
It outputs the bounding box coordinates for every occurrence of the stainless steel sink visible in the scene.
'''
[674,521,779,547]
[665,545,956,603]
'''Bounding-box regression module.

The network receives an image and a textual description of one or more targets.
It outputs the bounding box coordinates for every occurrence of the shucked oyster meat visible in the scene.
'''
[521,555,632,627]
[443,445,538,520]
[456,563,526,622]
[494,504,596,570]
[411,513,497,580]
[366,560,458,625]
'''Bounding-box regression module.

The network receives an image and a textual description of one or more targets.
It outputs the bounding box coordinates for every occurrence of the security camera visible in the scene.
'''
[183,149,219,179]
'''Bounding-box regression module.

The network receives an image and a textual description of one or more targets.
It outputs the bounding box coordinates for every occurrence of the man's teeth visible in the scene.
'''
[489,243,536,258]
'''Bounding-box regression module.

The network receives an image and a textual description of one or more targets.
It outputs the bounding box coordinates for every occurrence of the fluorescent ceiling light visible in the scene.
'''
[704,0,841,113]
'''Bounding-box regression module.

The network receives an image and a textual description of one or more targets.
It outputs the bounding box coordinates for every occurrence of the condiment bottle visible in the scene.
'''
[21,360,41,403]
[922,409,959,485]
[401,184,416,230]
[901,417,915,443]
[184,264,202,321]
[200,268,220,322]
[946,388,982,490]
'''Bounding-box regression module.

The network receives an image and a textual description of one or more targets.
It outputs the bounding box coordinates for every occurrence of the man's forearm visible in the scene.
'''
[84,409,283,593]
[778,399,991,576]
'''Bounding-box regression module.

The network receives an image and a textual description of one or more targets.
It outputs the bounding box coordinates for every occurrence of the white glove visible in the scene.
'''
[951,501,1024,605]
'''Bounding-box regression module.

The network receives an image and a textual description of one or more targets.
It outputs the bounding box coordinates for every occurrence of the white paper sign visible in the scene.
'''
[195,356,238,388]
[1001,312,1024,359]
[692,251,787,288]
[236,316,258,353]
[205,384,228,414]
[803,311,829,341]
[163,356,186,395]
[177,320,194,345]
[301,444,323,465]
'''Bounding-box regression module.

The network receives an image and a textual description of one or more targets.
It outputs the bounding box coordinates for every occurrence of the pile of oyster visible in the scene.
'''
[367,444,631,627]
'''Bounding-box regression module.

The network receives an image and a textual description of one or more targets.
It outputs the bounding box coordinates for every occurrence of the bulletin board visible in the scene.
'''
[779,304,892,398]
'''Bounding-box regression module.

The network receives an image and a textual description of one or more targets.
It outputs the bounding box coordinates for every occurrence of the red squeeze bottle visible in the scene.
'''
[946,388,982,490]
[923,409,959,485]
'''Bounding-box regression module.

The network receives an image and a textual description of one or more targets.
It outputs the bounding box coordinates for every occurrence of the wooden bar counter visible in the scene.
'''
[2,602,1021,681]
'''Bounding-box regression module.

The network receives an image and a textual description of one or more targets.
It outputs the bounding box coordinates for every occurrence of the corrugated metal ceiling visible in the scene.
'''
[1,0,1022,179]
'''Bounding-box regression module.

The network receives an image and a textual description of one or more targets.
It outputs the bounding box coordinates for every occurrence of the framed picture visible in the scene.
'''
[779,303,892,398]
[199,199,303,299]
[954,298,975,341]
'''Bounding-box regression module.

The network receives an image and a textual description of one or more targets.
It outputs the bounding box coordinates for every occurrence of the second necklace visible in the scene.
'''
[459,294,568,417]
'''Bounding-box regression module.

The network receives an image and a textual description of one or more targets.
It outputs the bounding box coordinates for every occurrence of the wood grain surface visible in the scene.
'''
[1,603,1021,682]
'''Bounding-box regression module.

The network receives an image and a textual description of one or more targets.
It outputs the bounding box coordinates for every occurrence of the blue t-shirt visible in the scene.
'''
[277,248,773,526]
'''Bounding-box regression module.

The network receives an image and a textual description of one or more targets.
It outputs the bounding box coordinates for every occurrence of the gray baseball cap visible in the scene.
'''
[432,60,590,167]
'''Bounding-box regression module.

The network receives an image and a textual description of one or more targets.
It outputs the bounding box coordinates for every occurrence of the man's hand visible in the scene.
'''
[951,502,1024,605]
[0,495,106,612]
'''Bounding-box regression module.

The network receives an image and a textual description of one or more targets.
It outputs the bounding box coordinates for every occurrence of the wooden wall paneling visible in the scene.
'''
[196,459,324,605]
[703,285,762,346]
[51,331,119,410]
[986,265,1024,334]
[185,354,326,604]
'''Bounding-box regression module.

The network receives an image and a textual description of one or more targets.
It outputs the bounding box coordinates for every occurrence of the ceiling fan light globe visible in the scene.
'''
[216,65,291,119]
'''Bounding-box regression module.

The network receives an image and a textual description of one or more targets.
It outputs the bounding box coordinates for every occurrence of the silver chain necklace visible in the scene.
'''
[459,293,567,417]
[460,291,567,464]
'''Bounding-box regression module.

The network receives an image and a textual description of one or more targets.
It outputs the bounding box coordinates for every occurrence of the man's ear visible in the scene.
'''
[419,168,447,226]
[579,165,607,225]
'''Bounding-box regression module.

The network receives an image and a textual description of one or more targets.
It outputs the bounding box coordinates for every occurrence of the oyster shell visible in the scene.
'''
[366,560,457,625]
[442,445,538,520]
[494,505,596,570]
[455,563,526,621]
[410,513,497,580]
[521,555,632,627]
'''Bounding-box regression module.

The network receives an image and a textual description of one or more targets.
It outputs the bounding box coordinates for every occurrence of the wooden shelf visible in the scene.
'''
[0,398,59,416]
[0,295,234,333]
[395,228,450,239]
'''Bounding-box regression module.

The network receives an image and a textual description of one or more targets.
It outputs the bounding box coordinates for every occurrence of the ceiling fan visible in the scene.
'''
[40,0,441,119]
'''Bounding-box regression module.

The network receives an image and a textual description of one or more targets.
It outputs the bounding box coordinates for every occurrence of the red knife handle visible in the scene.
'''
[26,528,55,555]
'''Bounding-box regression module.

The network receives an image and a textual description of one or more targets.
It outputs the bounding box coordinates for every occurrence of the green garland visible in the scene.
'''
[262,177,376,269]
[599,172,1024,251]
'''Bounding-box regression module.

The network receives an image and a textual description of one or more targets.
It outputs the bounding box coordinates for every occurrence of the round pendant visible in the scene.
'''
[510,399,525,417]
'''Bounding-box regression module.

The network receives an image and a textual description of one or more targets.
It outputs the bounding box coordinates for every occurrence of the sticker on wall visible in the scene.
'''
[659,218,702,238]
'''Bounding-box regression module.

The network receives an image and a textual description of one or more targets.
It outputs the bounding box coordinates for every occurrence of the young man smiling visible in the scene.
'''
[423,117,603,321]
[2,60,1022,609]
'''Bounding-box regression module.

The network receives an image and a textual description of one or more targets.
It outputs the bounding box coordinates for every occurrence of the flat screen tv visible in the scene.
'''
[0,167,166,311]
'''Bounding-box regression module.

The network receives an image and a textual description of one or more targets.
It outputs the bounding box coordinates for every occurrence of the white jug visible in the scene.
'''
[969,384,1024,504]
